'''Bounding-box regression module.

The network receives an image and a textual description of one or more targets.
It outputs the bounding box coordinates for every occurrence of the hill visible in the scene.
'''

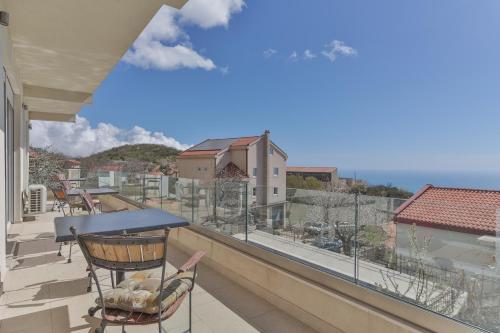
[79,144,180,171]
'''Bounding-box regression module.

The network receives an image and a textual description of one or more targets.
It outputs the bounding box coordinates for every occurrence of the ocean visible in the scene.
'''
[339,169,500,193]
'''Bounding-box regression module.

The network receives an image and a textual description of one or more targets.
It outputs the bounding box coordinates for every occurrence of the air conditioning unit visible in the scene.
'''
[28,184,47,214]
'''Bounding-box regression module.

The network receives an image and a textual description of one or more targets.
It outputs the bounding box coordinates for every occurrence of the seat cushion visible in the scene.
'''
[98,272,194,315]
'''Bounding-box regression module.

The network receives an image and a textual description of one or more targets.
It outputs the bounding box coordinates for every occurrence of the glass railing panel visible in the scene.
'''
[77,169,499,332]
[246,186,357,280]
[192,180,216,227]
[355,195,500,332]
[196,180,248,237]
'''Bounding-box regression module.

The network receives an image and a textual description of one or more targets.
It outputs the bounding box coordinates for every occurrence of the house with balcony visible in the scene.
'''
[0,1,496,333]
[177,131,288,227]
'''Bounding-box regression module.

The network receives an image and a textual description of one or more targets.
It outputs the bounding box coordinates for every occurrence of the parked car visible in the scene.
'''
[312,237,343,253]
[303,222,332,235]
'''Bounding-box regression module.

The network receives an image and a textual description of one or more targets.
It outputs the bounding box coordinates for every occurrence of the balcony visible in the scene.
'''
[0,203,318,333]
[8,171,493,333]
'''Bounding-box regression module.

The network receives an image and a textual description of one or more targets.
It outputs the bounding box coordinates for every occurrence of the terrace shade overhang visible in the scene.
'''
[3,0,188,122]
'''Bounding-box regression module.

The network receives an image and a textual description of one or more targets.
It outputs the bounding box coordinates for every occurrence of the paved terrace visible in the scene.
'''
[0,206,318,333]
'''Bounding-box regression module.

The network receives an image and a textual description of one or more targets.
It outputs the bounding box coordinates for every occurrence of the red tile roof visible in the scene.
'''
[286,167,337,174]
[178,150,220,157]
[231,136,260,147]
[394,185,500,235]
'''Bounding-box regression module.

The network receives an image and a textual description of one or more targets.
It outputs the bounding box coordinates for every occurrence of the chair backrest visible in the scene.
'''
[71,228,169,271]
[80,190,95,214]
[61,180,72,192]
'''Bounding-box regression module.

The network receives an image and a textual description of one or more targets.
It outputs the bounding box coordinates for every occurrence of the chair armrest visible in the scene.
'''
[178,251,205,273]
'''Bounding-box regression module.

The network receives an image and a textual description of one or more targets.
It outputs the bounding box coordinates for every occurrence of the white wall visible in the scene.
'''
[0,2,27,282]
[396,223,497,277]
[0,26,6,283]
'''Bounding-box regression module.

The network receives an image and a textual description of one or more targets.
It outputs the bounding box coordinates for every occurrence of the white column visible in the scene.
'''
[13,94,25,222]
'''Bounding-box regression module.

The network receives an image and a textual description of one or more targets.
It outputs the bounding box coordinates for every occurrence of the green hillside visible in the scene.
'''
[79,144,180,170]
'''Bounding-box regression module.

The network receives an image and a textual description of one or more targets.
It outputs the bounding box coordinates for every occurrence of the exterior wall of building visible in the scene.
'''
[267,143,287,205]
[254,138,267,206]
[396,223,496,277]
[215,150,231,174]
[176,157,216,182]
[0,11,29,284]
[230,148,247,173]
[247,143,258,201]
[0,13,7,283]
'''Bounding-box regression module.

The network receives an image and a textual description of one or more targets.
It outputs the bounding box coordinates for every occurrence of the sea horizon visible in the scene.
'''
[339,169,500,193]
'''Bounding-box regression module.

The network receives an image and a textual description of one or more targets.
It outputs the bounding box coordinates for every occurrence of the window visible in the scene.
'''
[273,167,279,176]
[253,168,257,178]
[269,147,274,155]
[273,187,278,195]
[252,187,256,197]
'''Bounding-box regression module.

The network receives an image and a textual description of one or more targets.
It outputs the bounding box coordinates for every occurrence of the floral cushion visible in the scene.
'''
[98,271,194,314]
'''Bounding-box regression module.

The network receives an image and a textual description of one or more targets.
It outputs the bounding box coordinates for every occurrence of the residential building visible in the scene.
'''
[286,166,338,183]
[177,130,288,227]
[394,184,498,276]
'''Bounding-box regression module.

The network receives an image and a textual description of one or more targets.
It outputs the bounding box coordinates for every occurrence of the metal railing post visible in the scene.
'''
[354,191,359,283]
[160,175,163,210]
[192,178,195,223]
[245,183,248,243]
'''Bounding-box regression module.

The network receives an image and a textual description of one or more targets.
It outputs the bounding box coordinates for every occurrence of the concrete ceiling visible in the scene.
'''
[4,0,187,121]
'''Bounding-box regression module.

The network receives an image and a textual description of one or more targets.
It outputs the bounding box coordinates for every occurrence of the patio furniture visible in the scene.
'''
[54,208,190,282]
[54,209,189,243]
[80,190,128,291]
[59,180,88,216]
[80,189,117,214]
[70,226,204,333]
[56,188,95,263]
[50,186,67,213]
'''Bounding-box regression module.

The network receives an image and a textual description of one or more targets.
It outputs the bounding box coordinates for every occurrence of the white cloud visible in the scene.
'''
[219,66,230,75]
[263,48,277,58]
[303,49,316,59]
[30,116,190,157]
[123,43,215,71]
[179,0,245,29]
[289,51,298,61]
[123,1,245,71]
[321,40,357,62]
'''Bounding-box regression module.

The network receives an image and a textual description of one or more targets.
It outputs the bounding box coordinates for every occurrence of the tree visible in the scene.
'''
[304,176,323,190]
[306,192,356,255]
[29,146,65,189]
[376,225,463,315]
[287,175,323,190]
[350,183,413,199]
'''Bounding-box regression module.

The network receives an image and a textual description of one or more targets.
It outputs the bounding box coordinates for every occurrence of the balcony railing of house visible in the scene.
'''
[81,170,500,333]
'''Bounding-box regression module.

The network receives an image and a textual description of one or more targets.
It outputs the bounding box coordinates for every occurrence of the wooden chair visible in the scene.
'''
[56,186,93,263]
[50,187,68,213]
[80,190,128,215]
[79,190,128,292]
[70,227,204,333]
[60,180,88,215]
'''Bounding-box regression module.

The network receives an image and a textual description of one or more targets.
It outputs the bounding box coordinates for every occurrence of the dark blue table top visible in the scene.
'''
[54,208,189,242]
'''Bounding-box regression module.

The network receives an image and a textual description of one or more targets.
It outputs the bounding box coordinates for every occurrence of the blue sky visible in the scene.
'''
[34,0,500,172]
